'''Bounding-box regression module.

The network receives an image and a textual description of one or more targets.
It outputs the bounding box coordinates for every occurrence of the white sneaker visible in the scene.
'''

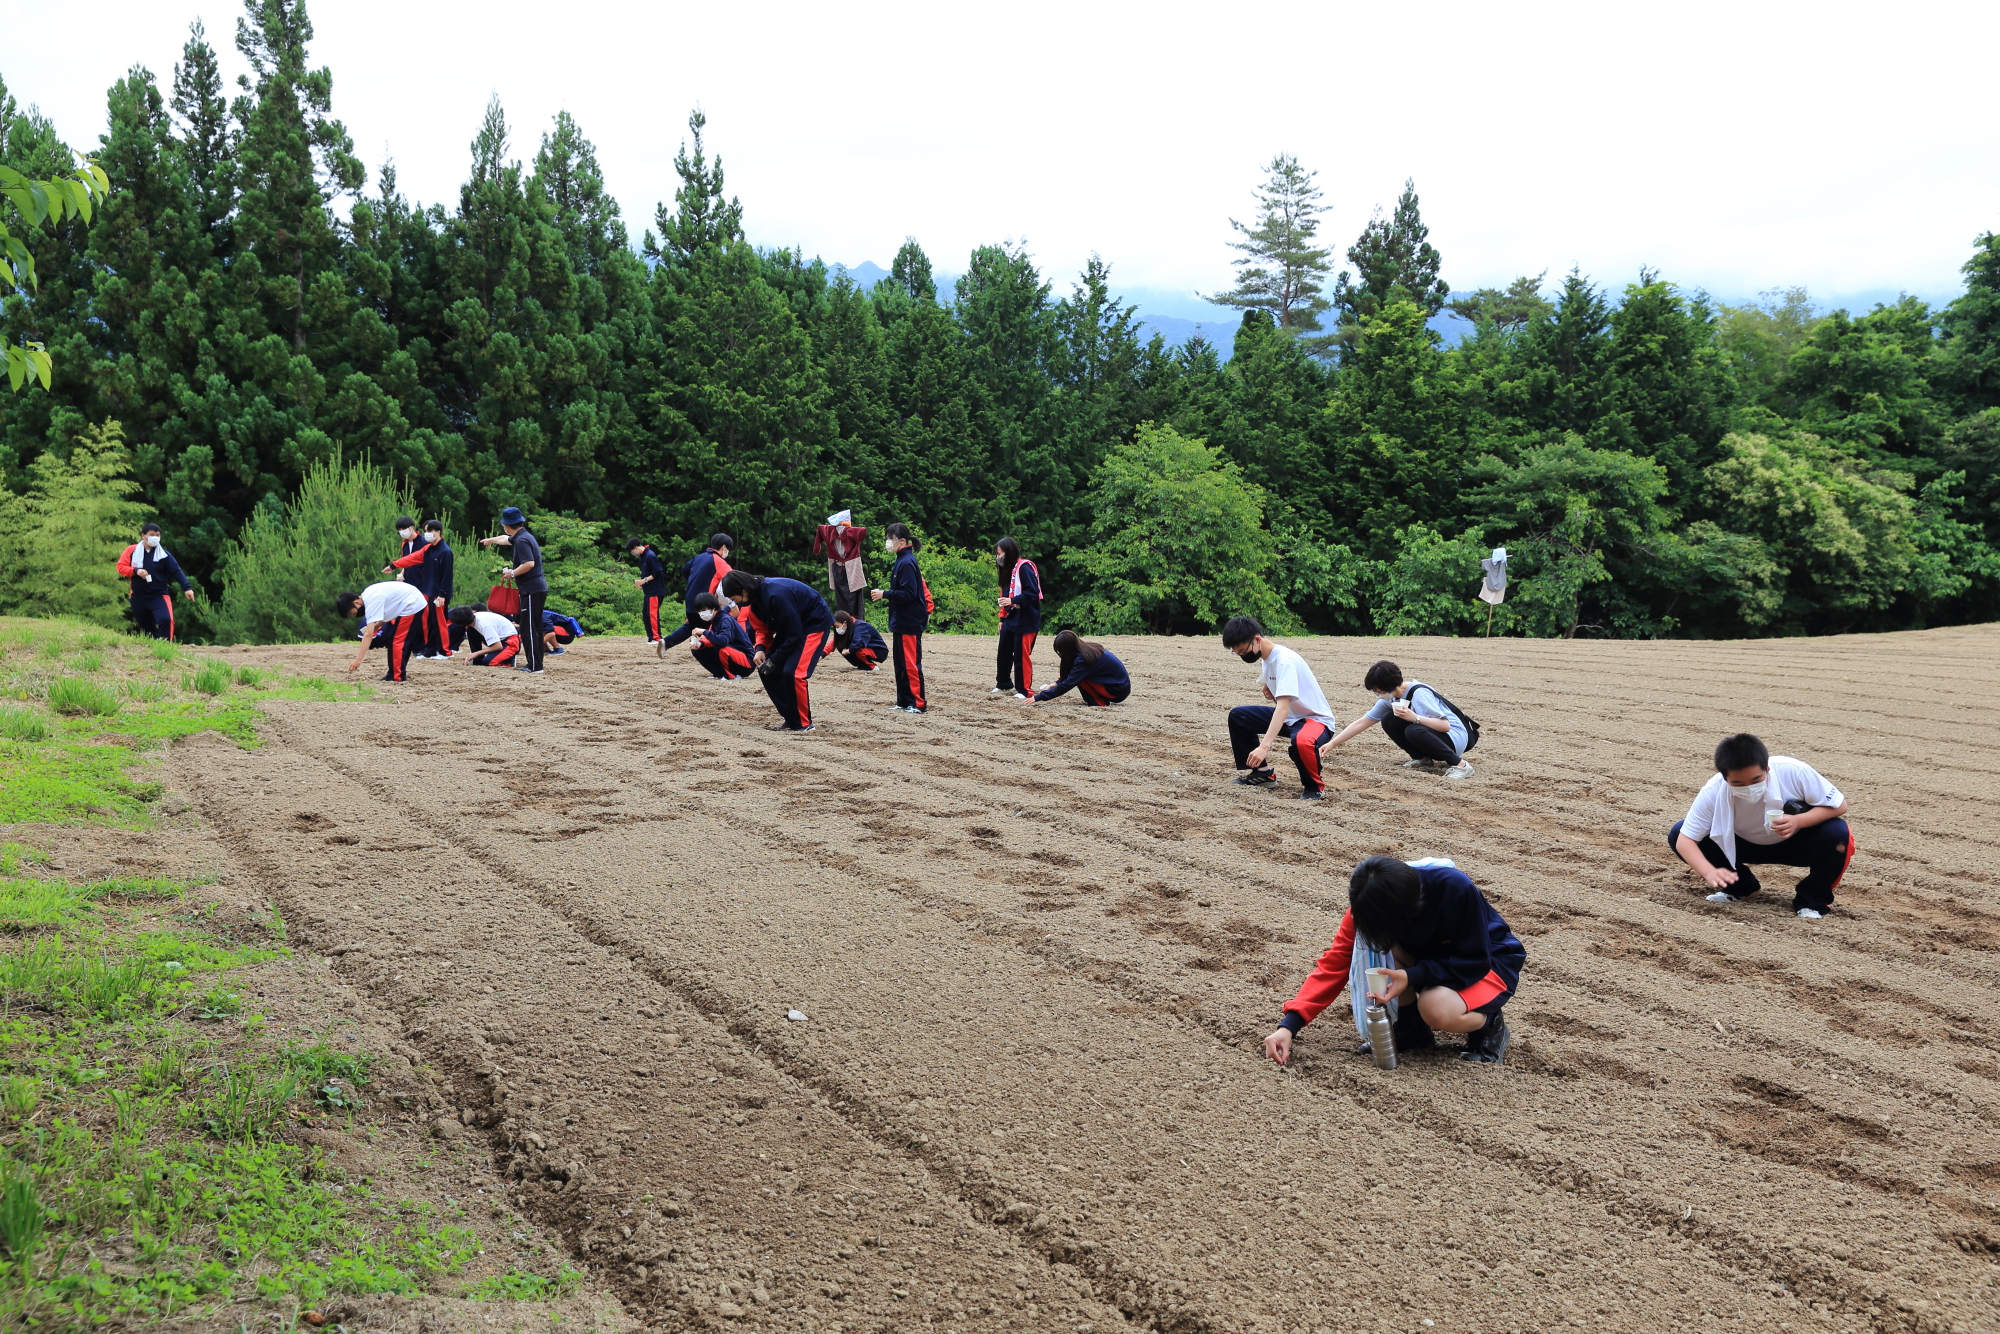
[1706,891,1740,904]
[1443,761,1474,779]
[1399,758,1429,768]
[989,686,1009,695]
[1796,908,1824,920]
[1011,692,1028,701]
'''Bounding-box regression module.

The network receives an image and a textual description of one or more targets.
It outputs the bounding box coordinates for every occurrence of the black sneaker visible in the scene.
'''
[1234,768,1277,787]
[1296,789,1324,801]
[1461,1014,1510,1065]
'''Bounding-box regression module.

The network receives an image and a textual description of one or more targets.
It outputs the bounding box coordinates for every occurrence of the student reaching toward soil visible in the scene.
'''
[446,604,523,666]
[992,536,1042,699]
[1221,616,1338,801]
[826,610,887,671]
[1669,733,1854,920]
[658,534,735,657]
[1318,660,1478,779]
[687,591,756,680]
[1033,630,1130,706]
[723,570,834,732]
[1264,855,1523,1067]
[336,581,430,682]
[872,523,928,714]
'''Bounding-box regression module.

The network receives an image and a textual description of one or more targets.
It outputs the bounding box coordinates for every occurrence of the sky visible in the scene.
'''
[9,0,1999,321]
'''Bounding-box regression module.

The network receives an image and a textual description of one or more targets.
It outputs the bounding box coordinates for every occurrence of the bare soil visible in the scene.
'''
[169,627,2000,1334]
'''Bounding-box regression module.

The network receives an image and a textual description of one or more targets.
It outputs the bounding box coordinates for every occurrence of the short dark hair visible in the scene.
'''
[1220,615,1264,649]
[395,516,415,531]
[1364,660,1403,692]
[626,536,650,550]
[447,605,475,626]
[1714,733,1769,774]
[709,533,734,550]
[140,521,162,535]
[718,570,759,598]
[423,519,443,533]
[1348,856,1423,951]
[333,592,363,616]
[691,591,722,612]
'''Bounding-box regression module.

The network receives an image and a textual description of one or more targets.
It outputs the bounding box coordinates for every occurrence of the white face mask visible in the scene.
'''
[142,535,159,549]
[399,529,415,541]
[424,530,439,543]
[698,609,716,622]
[1729,779,1768,803]
[884,539,897,553]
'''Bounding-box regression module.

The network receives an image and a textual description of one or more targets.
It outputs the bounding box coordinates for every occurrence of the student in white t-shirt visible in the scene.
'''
[1319,659,1476,779]
[335,581,429,682]
[1221,615,1339,801]
[1669,732,1854,920]
[445,604,524,667]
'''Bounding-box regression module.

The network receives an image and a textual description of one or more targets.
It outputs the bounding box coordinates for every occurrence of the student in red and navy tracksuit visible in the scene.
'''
[825,610,887,671]
[446,605,523,666]
[337,581,430,681]
[660,534,735,653]
[687,592,757,679]
[541,609,584,655]
[992,536,1042,699]
[1263,856,1523,1067]
[872,523,927,714]
[119,523,190,639]
[1033,629,1130,706]
[628,537,670,650]
[721,570,833,732]
[386,520,454,657]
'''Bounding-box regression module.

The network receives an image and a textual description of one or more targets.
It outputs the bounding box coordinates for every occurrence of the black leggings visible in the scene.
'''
[1384,716,1458,764]
[515,592,547,670]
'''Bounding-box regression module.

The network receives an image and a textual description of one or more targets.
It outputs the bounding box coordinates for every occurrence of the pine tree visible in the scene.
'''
[646,109,742,270]
[890,238,936,302]
[171,20,234,244]
[1204,154,1333,344]
[1331,178,1449,353]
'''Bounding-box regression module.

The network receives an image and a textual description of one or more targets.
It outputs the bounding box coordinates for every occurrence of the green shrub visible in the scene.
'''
[519,512,644,636]
[45,677,119,717]
[234,665,265,687]
[0,708,48,742]
[914,541,999,634]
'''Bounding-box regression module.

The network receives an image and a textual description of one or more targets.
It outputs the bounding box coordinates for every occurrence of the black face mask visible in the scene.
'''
[1237,649,1260,663]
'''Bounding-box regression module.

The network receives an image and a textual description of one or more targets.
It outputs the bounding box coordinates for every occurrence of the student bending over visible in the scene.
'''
[722,570,834,732]
[1669,732,1853,920]
[1033,630,1130,706]
[827,611,888,670]
[447,605,523,666]
[1264,855,1522,1066]
[688,592,756,680]
[1319,659,1477,779]
[541,609,584,655]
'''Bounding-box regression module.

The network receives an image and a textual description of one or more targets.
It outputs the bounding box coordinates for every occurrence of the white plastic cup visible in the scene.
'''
[1366,967,1393,1000]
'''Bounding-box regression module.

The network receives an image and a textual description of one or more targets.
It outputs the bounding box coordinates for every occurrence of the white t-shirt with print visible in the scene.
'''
[360,581,428,624]
[471,609,519,646]
[1261,643,1337,729]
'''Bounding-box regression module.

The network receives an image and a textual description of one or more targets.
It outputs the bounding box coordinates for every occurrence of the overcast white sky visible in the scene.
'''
[10,0,1998,318]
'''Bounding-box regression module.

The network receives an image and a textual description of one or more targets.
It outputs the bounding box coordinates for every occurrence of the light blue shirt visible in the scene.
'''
[1366,681,1468,757]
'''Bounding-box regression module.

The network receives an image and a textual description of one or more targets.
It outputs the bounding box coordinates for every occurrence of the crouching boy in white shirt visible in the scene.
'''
[1669,732,1854,920]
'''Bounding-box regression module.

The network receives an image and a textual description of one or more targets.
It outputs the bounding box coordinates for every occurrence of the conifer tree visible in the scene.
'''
[1204,154,1333,345]
[647,109,742,269]
[1331,178,1449,353]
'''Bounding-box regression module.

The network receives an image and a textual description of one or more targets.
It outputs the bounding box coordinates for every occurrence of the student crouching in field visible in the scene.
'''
[1222,615,1338,801]
[1669,732,1854,920]
[827,610,887,670]
[992,536,1042,699]
[1318,660,1478,779]
[688,592,756,680]
[1033,630,1129,706]
[447,605,522,666]
[337,581,430,682]
[722,570,833,733]
[659,534,734,655]
[872,523,928,714]
[1263,856,1522,1067]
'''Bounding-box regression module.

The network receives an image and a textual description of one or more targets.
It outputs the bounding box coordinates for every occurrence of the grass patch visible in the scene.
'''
[464,1265,585,1300]
[184,662,231,696]
[46,678,119,718]
[0,710,48,743]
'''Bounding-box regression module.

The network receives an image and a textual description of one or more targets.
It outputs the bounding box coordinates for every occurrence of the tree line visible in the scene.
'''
[2,0,1996,642]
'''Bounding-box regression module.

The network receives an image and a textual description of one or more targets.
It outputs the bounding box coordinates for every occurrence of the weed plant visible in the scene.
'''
[45,678,119,717]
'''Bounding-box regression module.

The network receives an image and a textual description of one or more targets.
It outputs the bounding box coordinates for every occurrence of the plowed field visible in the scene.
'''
[171,626,2000,1334]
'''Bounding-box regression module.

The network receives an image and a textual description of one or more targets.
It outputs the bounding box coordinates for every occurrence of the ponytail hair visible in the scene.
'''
[885,522,919,553]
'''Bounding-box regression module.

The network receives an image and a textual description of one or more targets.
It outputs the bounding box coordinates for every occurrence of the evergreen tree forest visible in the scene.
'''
[3,0,1997,642]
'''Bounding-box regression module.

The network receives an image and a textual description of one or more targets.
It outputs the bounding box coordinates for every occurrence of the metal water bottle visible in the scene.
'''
[1365,1002,1398,1070]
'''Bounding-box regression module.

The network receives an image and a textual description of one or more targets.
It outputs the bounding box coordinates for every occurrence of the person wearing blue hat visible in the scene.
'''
[480,507,548,673]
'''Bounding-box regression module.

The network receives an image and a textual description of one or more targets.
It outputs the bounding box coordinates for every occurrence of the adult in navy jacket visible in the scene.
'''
[721,571,833,731]
[660,534,735,652]
[687,592,756,678]
[1033,630,1130,706]
[628,537,671,648]
[119,523,190,640]
[871,523,928,713]
[992,536,1042,698]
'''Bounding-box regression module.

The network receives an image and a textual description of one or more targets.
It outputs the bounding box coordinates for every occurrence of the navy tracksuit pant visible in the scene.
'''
[893,632,925,710]
[996,623,1036,694]
[1229,705,1333,794]
[1668,819,1856,912]
[761,633,826,728]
